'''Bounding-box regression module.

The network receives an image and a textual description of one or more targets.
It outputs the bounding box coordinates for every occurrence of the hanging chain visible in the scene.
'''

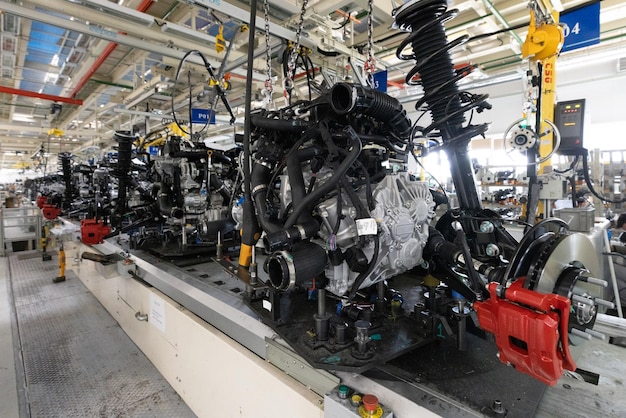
[364,0,376,87]
[283,0,308,98]
[262,0,273,108]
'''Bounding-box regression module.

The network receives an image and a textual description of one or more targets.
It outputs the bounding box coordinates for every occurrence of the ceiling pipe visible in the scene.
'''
[0,86,83,105]
[69,0,154,99]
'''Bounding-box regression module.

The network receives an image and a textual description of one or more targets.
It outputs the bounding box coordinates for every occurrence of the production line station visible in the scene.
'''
[2,0,626,416]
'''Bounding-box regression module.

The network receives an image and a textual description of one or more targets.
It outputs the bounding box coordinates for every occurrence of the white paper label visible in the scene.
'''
[355,218,378,236]
[262,299,272,312]
[149,293,166,333]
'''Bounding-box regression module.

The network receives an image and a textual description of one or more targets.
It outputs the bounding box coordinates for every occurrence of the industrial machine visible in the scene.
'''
[130,133,240,259]
[42,1,616,414]
[216,0,610,388]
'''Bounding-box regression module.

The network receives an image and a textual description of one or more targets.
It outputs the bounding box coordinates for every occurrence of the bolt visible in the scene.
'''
[491,399,506,415]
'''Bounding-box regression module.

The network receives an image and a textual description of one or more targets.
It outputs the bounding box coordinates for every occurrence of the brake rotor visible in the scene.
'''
[530,234,600,298]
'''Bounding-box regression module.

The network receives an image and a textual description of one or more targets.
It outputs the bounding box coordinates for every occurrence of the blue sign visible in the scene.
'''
[372,70,388,93]
[561,2,600,53]
[191,108,216,124]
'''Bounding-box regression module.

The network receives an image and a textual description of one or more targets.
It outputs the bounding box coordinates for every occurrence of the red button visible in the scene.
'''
[362,394,379,412]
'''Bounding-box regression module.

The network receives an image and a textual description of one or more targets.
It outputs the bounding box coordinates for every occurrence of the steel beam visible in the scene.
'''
[0,123,98,137]
[1,2,263,81]
[0,86,83,105]
[191,0,368,62]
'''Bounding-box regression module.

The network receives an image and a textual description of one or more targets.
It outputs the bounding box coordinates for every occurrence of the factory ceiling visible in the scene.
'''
[0,0,625,173]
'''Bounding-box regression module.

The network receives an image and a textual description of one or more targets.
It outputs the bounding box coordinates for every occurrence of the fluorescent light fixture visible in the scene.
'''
[13,114,35,123]
[44,72,58,83]
[160,22,217,44]
[50,54,59,66]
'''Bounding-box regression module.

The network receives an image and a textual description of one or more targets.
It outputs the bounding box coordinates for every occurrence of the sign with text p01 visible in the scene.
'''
[191,108,216,124]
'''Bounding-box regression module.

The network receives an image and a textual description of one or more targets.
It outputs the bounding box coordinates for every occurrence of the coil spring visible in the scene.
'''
[58,153,72,181]
[393,0,490,142]
[114,131,133,175]
[58,152,73,210]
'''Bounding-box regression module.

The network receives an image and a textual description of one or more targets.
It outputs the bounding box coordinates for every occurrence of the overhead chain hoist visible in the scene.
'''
[282,0,308,101]
[262,0,273,109]
[364,0,376,88]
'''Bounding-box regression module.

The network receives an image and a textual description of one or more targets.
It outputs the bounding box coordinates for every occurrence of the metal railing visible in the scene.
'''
[0,207,42,256]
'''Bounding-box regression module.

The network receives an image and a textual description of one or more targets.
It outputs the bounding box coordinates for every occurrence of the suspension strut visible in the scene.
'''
[58,153,73,211]
[113,131,134,228]
[393,0,491,210]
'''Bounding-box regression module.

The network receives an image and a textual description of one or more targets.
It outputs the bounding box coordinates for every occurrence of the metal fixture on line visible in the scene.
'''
[502,117,561,165]
[392,0,606,386]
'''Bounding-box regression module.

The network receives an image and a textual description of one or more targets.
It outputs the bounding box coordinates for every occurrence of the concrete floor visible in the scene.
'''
[0,256,19,418]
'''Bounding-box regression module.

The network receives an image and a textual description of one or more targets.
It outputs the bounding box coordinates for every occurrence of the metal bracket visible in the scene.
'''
[265,337,339,397]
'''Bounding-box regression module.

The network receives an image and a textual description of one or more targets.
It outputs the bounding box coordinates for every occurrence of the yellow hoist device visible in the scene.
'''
[520,0,564,223]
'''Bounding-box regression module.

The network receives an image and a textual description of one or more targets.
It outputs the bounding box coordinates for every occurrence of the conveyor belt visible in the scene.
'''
[7,251,196,417]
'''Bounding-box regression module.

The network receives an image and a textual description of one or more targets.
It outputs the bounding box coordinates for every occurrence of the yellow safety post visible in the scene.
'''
[53,243,66,283]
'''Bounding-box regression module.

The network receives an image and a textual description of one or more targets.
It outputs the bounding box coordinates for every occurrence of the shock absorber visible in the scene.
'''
[114,131,134,215]
[393,0,491,210]
[58,153,73,211]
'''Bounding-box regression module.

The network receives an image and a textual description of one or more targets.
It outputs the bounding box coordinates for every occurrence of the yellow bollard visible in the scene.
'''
[53,243,66,283]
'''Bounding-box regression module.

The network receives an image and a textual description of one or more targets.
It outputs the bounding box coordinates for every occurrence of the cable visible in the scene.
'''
[580,148,626,204]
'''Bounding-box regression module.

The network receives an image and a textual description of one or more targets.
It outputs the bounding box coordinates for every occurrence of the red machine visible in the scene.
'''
[36,195,47,208]
[474,279,576,386]
[42,204,62,220]
[80,219,111,245]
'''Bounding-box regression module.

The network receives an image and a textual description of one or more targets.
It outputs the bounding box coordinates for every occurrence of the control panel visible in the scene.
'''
[555,99,586,154]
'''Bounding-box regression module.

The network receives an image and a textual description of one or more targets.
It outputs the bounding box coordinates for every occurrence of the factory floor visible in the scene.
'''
[0,250,195,418]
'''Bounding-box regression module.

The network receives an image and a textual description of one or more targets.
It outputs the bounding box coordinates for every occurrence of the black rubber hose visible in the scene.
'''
[329,83,412,138]
[250,114,307,132]
[157,191,172,217]
[250,161,282,234]
[284,128,362,228]
[267,241,328,290]
[347,233,380,301]
[580,148,626,204]
[210,174,232,202]
[286,146,325,221]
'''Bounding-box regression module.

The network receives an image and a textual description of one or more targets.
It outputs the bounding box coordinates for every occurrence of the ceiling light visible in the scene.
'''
[44,72,59,83]
[13,114,35,123]
[160,22,217,44]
